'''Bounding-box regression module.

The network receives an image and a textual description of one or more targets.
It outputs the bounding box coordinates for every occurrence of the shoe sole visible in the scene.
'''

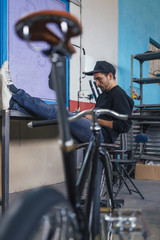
[0,74,12,110]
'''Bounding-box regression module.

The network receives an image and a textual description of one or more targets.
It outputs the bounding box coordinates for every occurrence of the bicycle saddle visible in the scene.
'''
[15,10,82,56]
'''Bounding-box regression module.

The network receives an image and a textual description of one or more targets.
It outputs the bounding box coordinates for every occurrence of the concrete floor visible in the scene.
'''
[117,179,160,240]
[4,179,160,240]
[53,179,160,240]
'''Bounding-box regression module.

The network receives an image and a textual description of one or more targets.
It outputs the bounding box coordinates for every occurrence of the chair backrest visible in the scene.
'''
[135,134,149,144]
[107,133,128,159]
[131,133,149,161]
[121,133,128,153]
[113,133,127,154]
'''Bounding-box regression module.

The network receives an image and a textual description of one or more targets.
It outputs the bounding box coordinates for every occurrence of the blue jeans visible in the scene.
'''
[10,89,104,143]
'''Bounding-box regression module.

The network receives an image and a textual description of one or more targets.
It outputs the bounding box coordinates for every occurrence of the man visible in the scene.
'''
[83,61,134,142]
[0,60,134,143]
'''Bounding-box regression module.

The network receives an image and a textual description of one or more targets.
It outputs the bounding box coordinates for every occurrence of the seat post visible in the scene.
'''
[51,55,74,151]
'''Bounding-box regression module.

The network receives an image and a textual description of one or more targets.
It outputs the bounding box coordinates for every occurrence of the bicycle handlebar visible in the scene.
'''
[28,108,160,128]
[68,108,160,122]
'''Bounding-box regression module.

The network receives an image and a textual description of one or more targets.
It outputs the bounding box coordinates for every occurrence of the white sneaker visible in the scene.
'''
[0,60,13,85]
[0,61,12,110]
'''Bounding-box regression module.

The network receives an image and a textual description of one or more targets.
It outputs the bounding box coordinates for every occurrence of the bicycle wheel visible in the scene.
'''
[92,150,113,240]
[0,187,81,240]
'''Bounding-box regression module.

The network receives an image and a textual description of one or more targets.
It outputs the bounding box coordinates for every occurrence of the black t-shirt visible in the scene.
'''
[95,85,134,143]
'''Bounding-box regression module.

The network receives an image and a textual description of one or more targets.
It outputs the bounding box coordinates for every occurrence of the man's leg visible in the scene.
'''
[11,89,104,142]
[11,89,58,119]
[68,115,104,143]
[1,61,104,142]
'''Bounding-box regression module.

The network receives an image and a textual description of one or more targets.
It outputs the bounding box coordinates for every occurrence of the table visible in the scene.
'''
[0,110,57,214]
[0,110,36,213]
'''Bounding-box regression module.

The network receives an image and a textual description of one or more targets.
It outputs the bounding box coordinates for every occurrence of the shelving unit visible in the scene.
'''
[131,50,160,110]
[130,51,160,161]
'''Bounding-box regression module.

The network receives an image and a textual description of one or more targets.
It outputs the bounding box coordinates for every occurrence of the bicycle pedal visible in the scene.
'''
[100,207,112,213]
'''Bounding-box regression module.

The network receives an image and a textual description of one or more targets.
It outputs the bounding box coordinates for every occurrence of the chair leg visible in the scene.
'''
[112,164,132,198]
[121,166,144,199]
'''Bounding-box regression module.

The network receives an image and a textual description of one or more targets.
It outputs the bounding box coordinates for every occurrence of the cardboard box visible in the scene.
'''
[135,163,160,181]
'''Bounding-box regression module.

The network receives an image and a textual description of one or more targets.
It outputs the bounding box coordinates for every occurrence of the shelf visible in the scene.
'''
[141,154,160,161]
[133,51,160,62]
[135,121,160,125]
[133,77,160,84]
[134,104,160,109]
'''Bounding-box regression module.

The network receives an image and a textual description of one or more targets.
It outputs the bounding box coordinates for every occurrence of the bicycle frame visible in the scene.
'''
[14,10,116,239]
[50,54,115,239]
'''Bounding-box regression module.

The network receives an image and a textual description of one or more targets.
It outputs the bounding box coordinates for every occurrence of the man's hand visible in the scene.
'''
[84,114,93,120]
[84,114,113,129]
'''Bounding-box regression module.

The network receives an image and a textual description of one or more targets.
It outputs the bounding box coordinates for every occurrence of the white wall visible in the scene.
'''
[70,0,118,103]
[69,2,81,105]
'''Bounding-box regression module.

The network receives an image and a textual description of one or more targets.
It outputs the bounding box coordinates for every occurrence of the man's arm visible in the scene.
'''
[98,118,113,129]
[84,114,113,129]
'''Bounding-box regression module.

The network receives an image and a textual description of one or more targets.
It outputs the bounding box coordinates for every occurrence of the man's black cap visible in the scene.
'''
[83,61,116,76]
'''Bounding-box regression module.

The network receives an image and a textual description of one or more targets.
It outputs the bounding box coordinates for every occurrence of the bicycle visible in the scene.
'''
[0,10,157,240]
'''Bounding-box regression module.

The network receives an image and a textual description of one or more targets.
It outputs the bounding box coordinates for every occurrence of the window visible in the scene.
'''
[3,0,69,103]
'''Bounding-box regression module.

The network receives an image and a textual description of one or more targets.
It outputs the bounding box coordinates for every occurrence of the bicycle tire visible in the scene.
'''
[92,151,113,240]
[0,187,80,240]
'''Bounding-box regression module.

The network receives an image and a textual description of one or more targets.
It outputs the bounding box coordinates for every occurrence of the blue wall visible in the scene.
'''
[118,0,160,105]
[0,0,7,67]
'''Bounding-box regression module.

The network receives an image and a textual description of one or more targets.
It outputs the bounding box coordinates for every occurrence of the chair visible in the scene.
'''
[110,133,149,199]
[127,133,149,176]
[74,133,148,206]
[74,133,127,171]
[101,133,127,208]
